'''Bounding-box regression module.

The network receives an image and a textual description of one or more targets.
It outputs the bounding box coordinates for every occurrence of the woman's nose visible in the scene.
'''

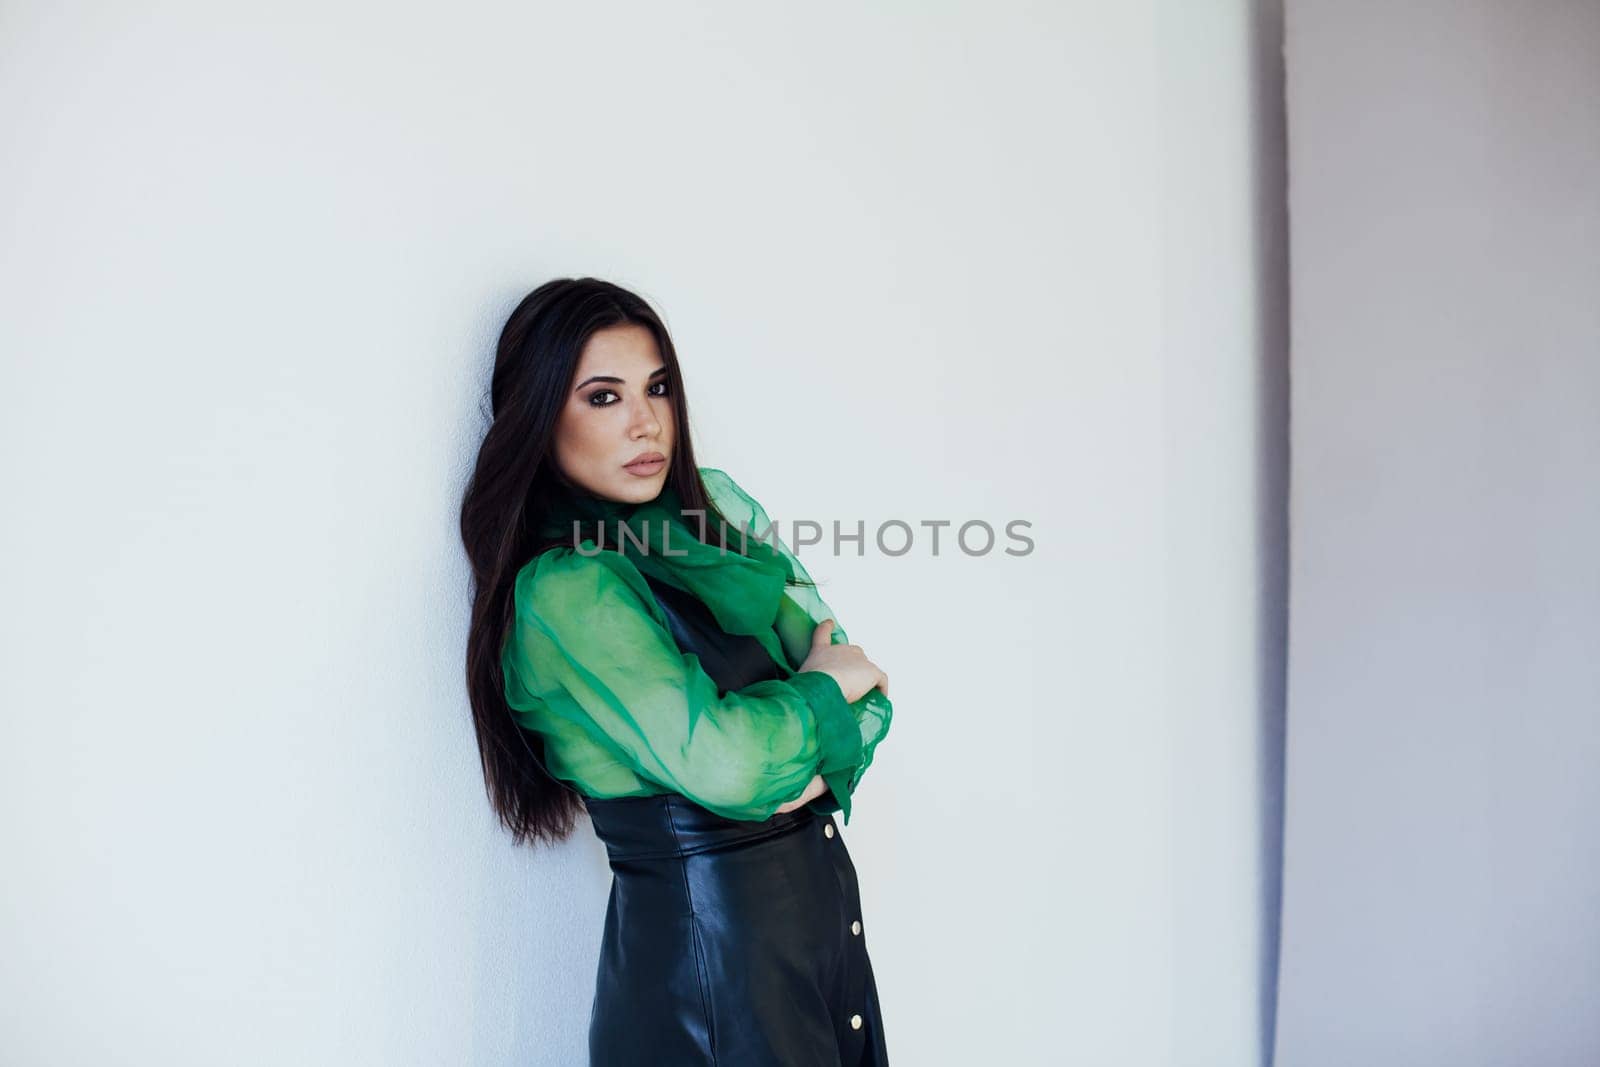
[627,396,661,438]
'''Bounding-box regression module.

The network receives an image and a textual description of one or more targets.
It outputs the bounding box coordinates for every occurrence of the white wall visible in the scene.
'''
[1276,3,1600,1064]
[0,3,1285,1064]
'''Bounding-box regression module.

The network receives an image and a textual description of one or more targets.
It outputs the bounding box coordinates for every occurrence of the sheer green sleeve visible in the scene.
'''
[699,468,894,816]
[504,546,865,823]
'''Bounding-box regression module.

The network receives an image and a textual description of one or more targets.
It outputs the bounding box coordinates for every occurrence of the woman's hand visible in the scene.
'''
[798,619,889,703]
[775,773,829,814]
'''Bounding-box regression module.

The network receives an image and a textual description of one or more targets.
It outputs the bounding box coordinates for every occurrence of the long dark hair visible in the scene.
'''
[460,277,748,847]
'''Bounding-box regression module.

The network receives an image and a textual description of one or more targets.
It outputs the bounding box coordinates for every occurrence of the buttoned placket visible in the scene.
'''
[823,816,871,1053]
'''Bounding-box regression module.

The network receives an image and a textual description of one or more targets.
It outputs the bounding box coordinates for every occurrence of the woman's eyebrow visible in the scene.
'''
[574,365,668,391]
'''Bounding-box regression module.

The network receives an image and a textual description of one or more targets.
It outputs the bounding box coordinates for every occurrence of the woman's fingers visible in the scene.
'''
[811,619,835,650]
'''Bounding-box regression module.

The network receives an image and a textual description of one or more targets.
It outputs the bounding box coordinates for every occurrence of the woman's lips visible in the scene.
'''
[623,456,667,476]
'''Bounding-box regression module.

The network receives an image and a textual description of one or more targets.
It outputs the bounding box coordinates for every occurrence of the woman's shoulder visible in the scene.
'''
[511,545,652,618]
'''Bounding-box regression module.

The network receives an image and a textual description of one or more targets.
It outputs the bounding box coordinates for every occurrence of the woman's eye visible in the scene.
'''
[592,383,672,409]
[587,381,668,407]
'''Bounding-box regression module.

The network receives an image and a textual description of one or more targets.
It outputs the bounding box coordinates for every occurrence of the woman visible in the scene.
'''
[459,277,895,1065]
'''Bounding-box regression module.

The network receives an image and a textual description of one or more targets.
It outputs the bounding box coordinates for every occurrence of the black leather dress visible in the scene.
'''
[581,574,889,1066]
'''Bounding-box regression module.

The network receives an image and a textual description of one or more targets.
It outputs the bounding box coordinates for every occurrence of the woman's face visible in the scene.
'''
[552,323,676,504]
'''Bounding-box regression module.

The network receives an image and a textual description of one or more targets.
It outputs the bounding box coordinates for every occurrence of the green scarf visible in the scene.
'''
[536,478,799,671]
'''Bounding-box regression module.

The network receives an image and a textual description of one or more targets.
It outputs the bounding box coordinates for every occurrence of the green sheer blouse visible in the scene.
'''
[501,467,892,825]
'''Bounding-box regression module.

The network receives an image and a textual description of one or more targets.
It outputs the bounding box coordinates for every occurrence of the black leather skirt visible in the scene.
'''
[583,791,889,1066]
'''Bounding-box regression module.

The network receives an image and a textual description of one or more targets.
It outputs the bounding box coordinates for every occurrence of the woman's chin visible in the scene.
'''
[611,475,666,503]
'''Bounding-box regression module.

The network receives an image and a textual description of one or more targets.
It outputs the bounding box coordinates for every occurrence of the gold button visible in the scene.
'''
[850,1014,863,1030]
[851,920,862,935]
[824,823,835,838]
